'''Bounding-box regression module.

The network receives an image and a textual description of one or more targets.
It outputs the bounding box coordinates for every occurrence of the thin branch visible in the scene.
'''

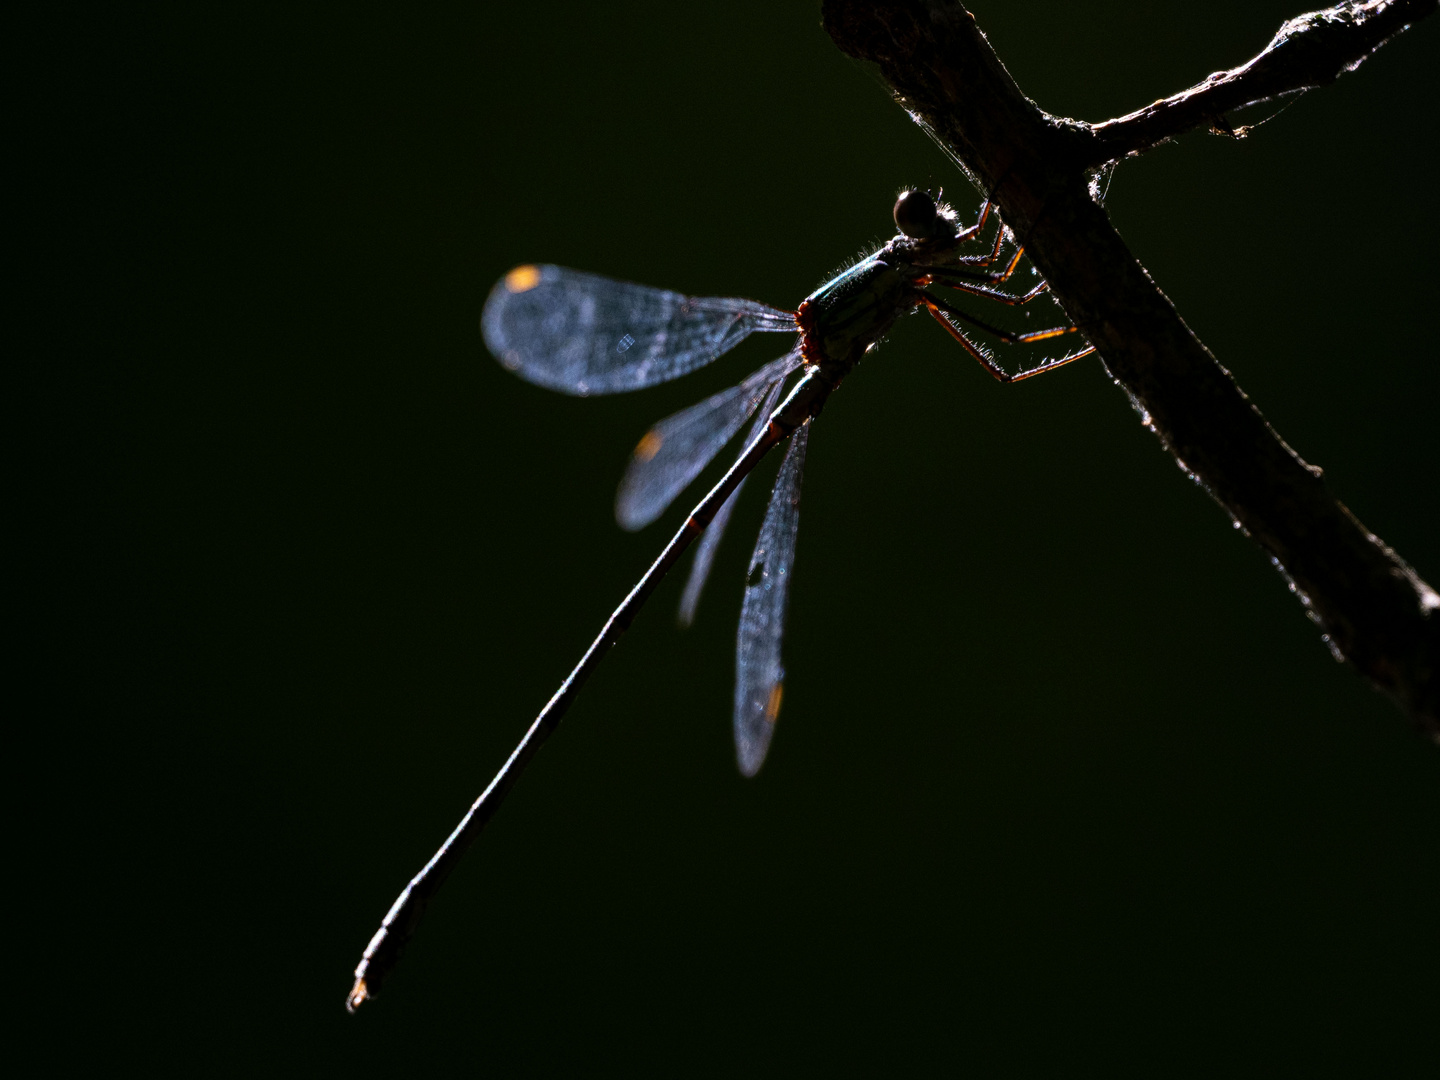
[821,0,1440,736]
[1086,0,1438,163]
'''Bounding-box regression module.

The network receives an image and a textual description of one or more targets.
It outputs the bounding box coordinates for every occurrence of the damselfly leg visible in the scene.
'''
[922,291,1095,384]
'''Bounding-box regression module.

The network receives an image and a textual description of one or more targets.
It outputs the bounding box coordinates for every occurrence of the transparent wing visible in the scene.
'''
[482,264,796,396]
[734,422,810,777]
[677,376,788,627]
[615,350,802,532]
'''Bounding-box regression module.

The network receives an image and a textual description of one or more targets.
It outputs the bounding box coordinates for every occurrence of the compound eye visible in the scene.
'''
[893,189,938,238]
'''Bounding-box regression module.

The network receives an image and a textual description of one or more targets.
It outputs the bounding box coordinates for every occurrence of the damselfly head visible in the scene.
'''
[894,189,939,239]
[894,189,959,241]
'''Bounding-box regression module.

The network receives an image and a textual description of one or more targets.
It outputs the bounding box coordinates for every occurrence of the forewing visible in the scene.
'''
[615,350,801,532]
[676,376,788,627]
[734,422,810,777]
[482,264,796,396]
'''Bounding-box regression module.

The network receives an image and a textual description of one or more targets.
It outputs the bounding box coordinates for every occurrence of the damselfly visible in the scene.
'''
[347,190,1094,1010]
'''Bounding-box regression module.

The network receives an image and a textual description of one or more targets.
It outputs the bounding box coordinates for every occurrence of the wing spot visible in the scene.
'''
[505,265,542,293]
[634,430,663,462]
[746,561,765,588]
[764,683,783,724]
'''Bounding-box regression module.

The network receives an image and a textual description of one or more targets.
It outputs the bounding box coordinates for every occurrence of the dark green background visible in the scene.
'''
[18,1,1439,1073]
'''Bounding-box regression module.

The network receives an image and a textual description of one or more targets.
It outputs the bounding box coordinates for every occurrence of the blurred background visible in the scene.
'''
[16,1,1438,1073]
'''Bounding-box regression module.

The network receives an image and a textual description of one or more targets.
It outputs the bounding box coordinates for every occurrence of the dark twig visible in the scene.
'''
[821,0,1440,735]
[1086,0,1438,163]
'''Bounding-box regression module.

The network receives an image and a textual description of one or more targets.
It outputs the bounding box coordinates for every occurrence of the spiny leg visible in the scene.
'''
[921,294,1095,384]
[943,198,1029,273]
[929,275,1051,307]
[950,226,1009,269]
[925,289,1081,345]
[951,198,993,245]
[949,203,1018,271]
[925,242,1030,285]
